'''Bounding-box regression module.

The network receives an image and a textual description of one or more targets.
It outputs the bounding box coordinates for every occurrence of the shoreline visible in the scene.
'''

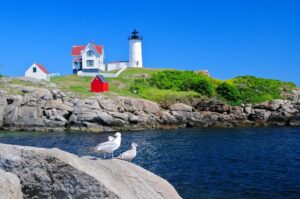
[1,85,300,133]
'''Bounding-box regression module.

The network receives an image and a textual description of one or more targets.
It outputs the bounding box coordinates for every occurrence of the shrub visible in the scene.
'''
[129,78,150,94]
[231,76,296,103]
[216,82,241,102]
[183,78,213,96]
[148,70,214,95]
[149,70,191,90]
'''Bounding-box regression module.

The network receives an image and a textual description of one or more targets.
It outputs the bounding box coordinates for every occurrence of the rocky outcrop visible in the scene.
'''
[0,168,23,199]
[0,143,181,199]
[0,86,300,132]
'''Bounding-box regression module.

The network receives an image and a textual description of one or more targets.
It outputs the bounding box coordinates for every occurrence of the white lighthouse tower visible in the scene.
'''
[129,29,143,68]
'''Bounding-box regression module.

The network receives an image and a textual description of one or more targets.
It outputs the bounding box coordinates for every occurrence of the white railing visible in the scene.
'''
[47,73,60,81]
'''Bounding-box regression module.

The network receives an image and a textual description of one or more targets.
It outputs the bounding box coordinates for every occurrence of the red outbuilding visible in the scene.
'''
[91,75,109,92]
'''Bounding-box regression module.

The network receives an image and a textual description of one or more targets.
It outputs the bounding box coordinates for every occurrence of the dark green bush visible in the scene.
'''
[183,78,213,96]
[231,76,296,103]
[148,70,213,95]
[216,82,241,102]
[149,70,194,90]
[129,71,297,104]
[129,78,150,94]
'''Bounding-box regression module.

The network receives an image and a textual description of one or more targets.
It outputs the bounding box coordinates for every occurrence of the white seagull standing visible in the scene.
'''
[117,143,138,162]
[91,132,122,158]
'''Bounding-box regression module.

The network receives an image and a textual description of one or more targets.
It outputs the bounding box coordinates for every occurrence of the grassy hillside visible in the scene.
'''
[50,68,297,105]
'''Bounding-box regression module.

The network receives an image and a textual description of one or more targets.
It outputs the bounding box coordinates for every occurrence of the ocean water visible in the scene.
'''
[1,127,300,199]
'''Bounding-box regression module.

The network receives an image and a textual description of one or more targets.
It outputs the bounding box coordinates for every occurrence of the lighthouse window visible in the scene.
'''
[87,60,94,67]
[32,67,37,73]
[86,50,94,57]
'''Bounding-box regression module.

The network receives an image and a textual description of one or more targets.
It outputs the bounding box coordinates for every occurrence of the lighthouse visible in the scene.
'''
[129,29,143,68]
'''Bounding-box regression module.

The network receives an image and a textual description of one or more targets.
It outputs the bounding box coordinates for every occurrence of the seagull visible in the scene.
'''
[108,136,114,141]
[91,132,122,159]
[117,143,138,162]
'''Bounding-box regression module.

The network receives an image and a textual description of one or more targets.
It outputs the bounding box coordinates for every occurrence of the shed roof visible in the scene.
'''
[93,75,107,83]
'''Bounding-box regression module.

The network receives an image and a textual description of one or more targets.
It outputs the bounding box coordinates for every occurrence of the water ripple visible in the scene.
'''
[1,127,300,198]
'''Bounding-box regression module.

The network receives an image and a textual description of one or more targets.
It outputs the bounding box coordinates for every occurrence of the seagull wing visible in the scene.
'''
[108,136,115,141]
[95,140,118,153]
[117,149,136,161]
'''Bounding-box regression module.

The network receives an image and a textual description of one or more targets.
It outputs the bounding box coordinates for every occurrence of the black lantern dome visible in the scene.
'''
[128,29,143,40]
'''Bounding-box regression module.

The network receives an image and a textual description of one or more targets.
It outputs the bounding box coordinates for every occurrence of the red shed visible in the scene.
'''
[91,75,109,92]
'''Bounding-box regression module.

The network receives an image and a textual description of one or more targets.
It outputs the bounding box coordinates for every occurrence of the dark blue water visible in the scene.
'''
[1,127,300,199]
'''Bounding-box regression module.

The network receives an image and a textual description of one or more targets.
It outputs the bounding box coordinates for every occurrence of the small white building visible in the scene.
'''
[71,42,105,75]
[25,63,49,80]
[105,61,129,71]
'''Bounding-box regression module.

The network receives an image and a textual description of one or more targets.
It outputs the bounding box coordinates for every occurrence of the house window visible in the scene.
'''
[87,60,94,67]
[33,67,37,73]
[86,50,94,57]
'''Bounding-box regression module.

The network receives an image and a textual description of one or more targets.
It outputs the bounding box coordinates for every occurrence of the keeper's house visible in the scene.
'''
[71,42,105,75]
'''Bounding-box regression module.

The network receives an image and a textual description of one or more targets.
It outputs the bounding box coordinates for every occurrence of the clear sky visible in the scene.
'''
[0,0,299,85]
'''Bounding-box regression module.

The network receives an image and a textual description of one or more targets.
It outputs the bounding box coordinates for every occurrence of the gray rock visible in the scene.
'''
[70,109,99,123]
[133,99,160,114]
[255,99,287,111]
[21,86,35,93]
[0,168,23,199]
[267,111,290,126]
[160,111,178,124]
[290,113,300,126]
[110,112,129,121]
[3,104,19,126]
[97,111,115,125]
[169,103,193,112]
[129,114,139,123]
[74,99,101,110]
[254,109,272,121]
[244,106,253,114]
[0,143,182,199]
[31,88,53,100]
[281,102,298,114]
[6,95,23,106]
[44,99,74,112]
[19,106,43,121]
[52,89,66,99]
[196,100,231,113]
[171,111,191,122]
[82,122,104,132]
[45,109,68,123]
[96,96,119,112]
[0,95,7,127]
[120,97,160,114]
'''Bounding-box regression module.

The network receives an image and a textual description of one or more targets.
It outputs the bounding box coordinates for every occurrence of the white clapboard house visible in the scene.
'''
[25,63,49,80]
[71,42,105,75]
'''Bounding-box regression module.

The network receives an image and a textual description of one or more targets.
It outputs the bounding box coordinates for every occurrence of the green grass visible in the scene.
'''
[50,68,298,105]
[51,75,94,97]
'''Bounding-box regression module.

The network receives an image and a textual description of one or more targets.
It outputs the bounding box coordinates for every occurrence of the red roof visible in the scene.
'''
[71,43,103,56]
[36,64,48,74]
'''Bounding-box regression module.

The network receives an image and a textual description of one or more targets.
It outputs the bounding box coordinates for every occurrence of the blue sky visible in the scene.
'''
[0,0,299,85]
